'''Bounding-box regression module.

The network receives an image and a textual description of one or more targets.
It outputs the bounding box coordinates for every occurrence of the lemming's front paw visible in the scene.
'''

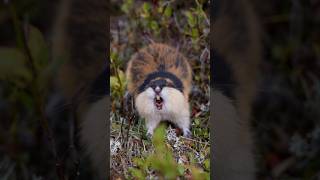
[183,129,192,138]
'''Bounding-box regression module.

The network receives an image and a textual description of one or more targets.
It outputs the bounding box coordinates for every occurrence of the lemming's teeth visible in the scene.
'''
[156,95,160,101]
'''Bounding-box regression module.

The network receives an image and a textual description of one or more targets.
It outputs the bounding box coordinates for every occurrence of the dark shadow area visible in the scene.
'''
[0,0,109,179]
[213,0,320,179]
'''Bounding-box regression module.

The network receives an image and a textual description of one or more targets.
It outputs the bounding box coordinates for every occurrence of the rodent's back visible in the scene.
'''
[126,43,192,98]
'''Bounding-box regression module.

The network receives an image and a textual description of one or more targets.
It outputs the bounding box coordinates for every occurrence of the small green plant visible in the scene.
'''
[110,50,126,100]
[128,125,210,180]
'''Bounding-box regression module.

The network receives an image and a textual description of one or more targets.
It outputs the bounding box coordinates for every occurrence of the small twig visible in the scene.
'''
[173,12,183,33]
[180,136,209,145]
[118,112,125,141]
[111,59,123,94]
[142,31,155,44]
[125,113,135,147]
[36,93,65,180]
[199,47,209,82]
[195,0,209,26]
[122,91,136,148]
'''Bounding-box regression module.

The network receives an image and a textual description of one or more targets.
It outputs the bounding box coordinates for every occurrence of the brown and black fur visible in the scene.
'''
[126,43,193,137]
[126,43,192,99]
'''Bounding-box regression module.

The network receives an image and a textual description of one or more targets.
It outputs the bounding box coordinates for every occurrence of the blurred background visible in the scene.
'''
[252,1,320,179]
[0,0,96,179]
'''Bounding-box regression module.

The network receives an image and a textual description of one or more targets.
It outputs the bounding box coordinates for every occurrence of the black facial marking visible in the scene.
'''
[149,79,167,90]
[138,71,184,93]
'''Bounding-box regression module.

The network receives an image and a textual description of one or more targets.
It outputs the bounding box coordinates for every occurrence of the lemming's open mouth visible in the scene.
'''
[154,95,163,110]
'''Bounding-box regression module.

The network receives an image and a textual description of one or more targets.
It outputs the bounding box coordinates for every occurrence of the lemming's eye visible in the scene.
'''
[148,81,156,89]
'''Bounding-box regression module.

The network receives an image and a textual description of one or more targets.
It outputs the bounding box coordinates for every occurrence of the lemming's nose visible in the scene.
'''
[155,86,161,93]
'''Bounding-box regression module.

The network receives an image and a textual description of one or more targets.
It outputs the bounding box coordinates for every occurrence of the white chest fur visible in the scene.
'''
[135,87,190,136]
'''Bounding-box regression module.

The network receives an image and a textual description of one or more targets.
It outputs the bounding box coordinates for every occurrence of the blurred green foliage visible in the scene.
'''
[128,125,209,180]
[0,24,50,89]
[0,1,69,179]
[251,1,320,179]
